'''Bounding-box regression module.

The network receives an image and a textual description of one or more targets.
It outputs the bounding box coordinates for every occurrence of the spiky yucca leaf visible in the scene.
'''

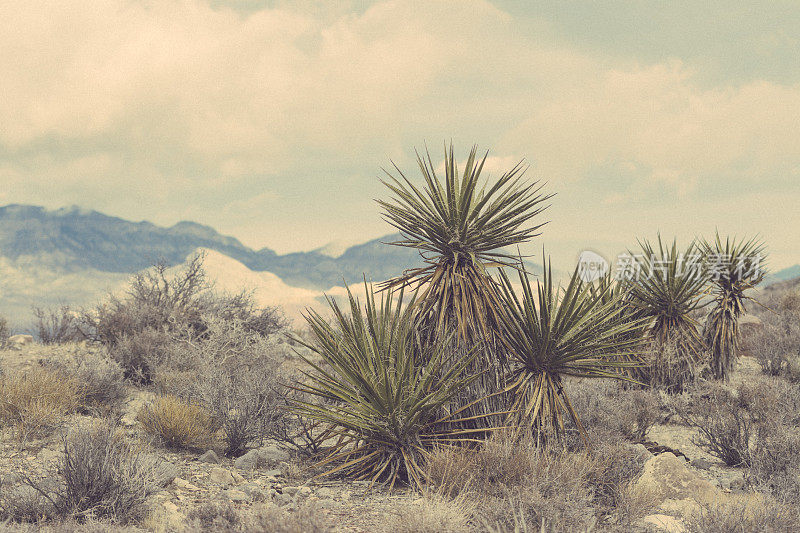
[291,284,490,490]
[702,233,766,380]
[626,236,708,391]
[377,144,552,346]
[497,260,647,444]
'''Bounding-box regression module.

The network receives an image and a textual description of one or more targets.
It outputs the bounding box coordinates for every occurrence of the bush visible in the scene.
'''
[1,420,167,523]
[43,349,127,413]
[687,498,800,533]
[747,312,800,379]
[567,379,660,443]
[110,327,176,383]
[682,383,753,466]
[137,395,218,450]
[0,316,10,348]
[0,367,82,440]
[160,319,287,456]
[381,495,473,533]
[183,501,334,532]
[32,306,83,344]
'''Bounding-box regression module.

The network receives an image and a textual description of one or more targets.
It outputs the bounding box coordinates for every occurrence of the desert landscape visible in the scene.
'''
[3,1,800,532]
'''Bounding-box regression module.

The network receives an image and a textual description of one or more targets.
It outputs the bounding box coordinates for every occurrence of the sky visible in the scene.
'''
[1,0,799,271]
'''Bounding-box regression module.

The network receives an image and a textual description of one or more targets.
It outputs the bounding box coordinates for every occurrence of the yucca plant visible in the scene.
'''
[496,259,647,444]
[702,233,766,380]
[625,236,708,392]
[291,284,491,490]
[377,144,552,420]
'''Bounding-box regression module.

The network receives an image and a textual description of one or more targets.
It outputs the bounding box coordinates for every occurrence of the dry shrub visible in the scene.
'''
[748,421,800,500]
[110,328,175,384]
[682,383,753,466]
[567,379,660,443]
[687,497,800,533]
[643,338,703,394]
[381,495,474,533]
[43,350,127,413]
[0,367,81,439]
[747,311,800,379]
[1,419,167,524]
[183,501,333,533]
[136,395,218,450]
[0,316,10,347]
[164,319,287,456]
[32,306,83,344]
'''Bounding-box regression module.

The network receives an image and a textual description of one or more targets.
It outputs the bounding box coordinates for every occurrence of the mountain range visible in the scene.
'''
[0,204,797,328]
[0,204,420,289]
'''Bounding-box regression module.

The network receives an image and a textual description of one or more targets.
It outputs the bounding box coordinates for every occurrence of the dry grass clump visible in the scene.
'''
[1,420,167,524]
[687,498,800,533]
[381,495,474,533]
[43,349,127,414]
[183,501,334,533]
[136,395,218,450]
[0,366,82,439]
[424,433,653,531]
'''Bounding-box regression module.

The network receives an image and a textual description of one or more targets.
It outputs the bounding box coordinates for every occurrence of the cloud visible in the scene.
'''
[0,0,798,267]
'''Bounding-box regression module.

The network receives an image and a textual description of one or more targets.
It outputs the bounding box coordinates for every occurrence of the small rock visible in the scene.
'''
[239,483,268,501]
[283,486,300,496]
[315,498,340,509]
[209,467,236,485]
[316,487,336,499]
[690,458,713,470]
[340,490,351,501]
[173,477,201,491]
[273,491,293,507]
[234,449,262,471]
[264,468,282,478]
[641,514,686,533]
[259,444,290,464]
[223,489,249,502]
[158,461,179,487]
[8,334,34,346]
[198,450,220,464]
[232,471,245,483]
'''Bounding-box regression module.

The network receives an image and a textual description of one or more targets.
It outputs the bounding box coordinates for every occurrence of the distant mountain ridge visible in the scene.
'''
[0,204,420,289]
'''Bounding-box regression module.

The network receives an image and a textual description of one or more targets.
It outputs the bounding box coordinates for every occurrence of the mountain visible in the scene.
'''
[0,204,420,289]
[769,265,800,283]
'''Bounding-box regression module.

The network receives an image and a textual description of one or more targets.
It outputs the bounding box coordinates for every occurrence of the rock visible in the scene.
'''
[234,449,262,471]
[198,450,220,464]
[173,477,201,491]
[209,467,236,486]
[8,334,34,346]
[628,443,651,462]
[273,491,293,507]
[720,472,746,491]
[641,514,686,533]
[315,498,340,509]
[158,461,179,487]
[239,483,269,501]
[316,487,336,499]
[232,471,245,483]
[690,458,713,470]
[223,489,249,502]
[283,486,300,496]
[633,452,721,519]
[234,445,291,471]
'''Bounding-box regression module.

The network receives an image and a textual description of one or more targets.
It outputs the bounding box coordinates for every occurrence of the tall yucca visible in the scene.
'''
[625,236,708,391]
[702,233,766,380]
[377,144,552,346]
[291,284,489,490]
[497,260,646,444]
[377,144,552,420]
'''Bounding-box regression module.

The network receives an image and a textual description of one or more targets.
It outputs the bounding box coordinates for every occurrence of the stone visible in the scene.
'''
[259,444,290,464]
[209,467,236,486]
[8,334,34,346]
[234,449,262,471]
[232,471,245,483]
[641,514,686,533]
[198,450,220,464]
[158,461,179,487]
[173,477,201,491]
[263,468,282,478]
[273,491,293,507]
[283,486,299,496]
[223,489,249,502]
[628,443,651,462]
[690,458,713,470]
[633,452,722,519]
[239,483,269,501]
